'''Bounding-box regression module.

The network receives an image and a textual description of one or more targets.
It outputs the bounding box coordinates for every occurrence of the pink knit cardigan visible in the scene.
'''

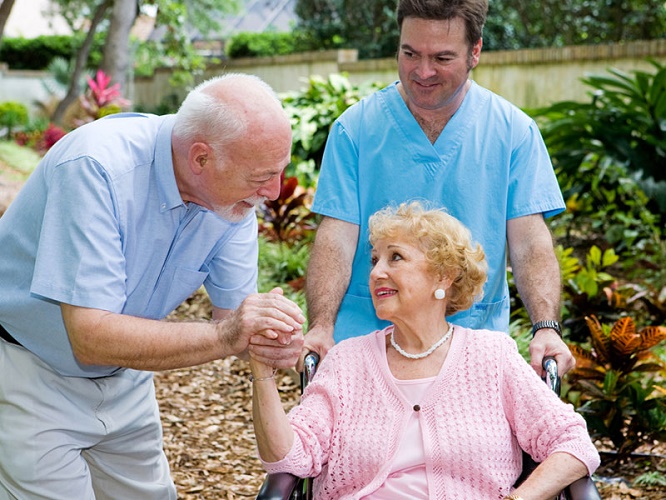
[261,326,600,499]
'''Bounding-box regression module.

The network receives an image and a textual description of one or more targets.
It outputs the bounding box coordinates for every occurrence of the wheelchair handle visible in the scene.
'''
[301,352,320,389]
[542,356,561,396]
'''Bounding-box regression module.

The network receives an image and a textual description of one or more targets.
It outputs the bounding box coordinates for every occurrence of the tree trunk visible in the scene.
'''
[0,0,17,47]
[101,0,137,96]
[52,0,113,126]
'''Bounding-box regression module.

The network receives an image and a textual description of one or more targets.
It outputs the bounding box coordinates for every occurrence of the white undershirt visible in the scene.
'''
[363,375,435,499]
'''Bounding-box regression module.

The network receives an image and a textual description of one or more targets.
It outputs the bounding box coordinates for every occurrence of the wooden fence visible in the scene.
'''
[2,39,666,115]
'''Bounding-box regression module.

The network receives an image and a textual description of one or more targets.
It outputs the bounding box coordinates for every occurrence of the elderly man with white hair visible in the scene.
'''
[0,73,305,499]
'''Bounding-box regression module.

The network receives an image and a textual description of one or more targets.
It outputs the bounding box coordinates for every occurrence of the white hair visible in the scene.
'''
[173,73,280,151]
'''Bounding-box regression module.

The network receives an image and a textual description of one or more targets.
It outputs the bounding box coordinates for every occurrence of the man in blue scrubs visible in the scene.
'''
[303,0,575,377]
[0,74,305,499]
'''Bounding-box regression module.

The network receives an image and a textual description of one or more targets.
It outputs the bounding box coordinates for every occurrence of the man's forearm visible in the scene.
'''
[507,215,562,323]
[305,217,359,330]
[62,304,232,370]
[61,290,306,371]
[513,252,561,324]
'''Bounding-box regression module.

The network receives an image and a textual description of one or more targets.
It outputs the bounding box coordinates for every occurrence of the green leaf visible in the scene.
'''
[588,245,602,266]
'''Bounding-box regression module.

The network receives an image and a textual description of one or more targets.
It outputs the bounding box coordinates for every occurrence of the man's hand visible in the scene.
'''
[248,329,305,370]
[296,324,336,372]
[219,287,306,363]
[529,329,575,377]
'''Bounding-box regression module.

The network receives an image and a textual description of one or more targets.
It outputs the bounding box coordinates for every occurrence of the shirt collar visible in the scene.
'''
[154,114,184,212]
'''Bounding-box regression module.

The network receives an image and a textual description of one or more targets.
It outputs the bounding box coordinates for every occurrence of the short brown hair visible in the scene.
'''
[396,0,488,48]
[368,201,487,316]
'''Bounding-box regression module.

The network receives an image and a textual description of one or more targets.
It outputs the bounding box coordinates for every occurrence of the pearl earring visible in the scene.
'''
[434,288,446,300]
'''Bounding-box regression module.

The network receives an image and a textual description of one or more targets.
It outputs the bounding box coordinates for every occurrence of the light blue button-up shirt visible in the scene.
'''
[0,113,258,377]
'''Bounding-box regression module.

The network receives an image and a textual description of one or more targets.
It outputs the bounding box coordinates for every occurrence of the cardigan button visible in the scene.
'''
[413,404,420,412]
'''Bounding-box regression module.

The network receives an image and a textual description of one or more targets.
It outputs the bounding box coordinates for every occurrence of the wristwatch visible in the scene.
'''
[531,320,562,337]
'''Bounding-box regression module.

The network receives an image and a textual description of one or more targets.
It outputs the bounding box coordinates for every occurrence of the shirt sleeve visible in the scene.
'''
[260,348,339,477]
[31,156,127,312]
[507,120,565,220]
[500,336,600,475]
[311,119,361,225]
[204,213,258,310]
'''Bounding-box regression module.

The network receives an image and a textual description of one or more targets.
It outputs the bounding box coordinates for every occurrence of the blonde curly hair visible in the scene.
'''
[368,201,487,315]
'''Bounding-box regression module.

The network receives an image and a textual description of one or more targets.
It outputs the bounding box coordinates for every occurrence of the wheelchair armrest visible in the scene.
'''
[256,472,300,500]
[565,475,602,500]
[516,358,601,499]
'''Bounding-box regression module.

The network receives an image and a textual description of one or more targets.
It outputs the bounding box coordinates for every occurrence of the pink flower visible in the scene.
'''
[85,70,130,108]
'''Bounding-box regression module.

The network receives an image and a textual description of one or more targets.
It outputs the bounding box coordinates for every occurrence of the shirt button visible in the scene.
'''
[413,405,420,412]
[161,203,166,209]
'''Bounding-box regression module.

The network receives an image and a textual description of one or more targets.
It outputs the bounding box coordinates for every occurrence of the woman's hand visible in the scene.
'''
[509,452,588,499]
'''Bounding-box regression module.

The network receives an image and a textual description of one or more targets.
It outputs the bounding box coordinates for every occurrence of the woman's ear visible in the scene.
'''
[437,273,454,291]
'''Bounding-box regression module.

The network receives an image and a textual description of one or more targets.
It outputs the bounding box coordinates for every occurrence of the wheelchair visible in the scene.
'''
[256,354,602,500]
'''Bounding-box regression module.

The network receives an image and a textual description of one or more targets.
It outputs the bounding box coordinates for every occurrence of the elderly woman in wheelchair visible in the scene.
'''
[250,201,600,499]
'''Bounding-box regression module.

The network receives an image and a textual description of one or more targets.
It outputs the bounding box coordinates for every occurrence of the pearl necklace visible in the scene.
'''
[390,324,454,360]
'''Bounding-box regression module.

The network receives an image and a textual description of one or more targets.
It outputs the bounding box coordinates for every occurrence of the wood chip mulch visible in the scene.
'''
[158,292,665,499]
[156,357,300,499]
[159,291,301,499]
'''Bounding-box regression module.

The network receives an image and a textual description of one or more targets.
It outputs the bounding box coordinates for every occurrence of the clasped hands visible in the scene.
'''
[225,287,305,372]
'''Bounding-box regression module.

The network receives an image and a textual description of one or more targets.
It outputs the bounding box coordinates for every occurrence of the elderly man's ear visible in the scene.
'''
[189,142,211,174]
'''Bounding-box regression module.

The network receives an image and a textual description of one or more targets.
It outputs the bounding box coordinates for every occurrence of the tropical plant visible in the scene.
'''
[566,315,666,458]
[555,242,666,342]
[257,174,317,245]
[75,70,130,126]
[257,234,310,325]
[551,158,663,261]
[282,73,383,183]
[566,245,619,300]
[39,123,67,152]
[0,101,29,139]
[256,174,317,305]
[534,60,666,220]
[633,471,666,487]
[257,236,311,295]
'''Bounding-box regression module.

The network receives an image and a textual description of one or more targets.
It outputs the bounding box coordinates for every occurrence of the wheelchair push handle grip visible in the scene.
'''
[542,356,561,396]
[301,352,320,388]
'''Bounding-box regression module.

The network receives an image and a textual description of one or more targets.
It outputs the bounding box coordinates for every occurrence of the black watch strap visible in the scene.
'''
[531,320,562,338]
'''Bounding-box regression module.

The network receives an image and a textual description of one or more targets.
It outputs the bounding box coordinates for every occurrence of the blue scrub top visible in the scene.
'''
[313,81,565,342]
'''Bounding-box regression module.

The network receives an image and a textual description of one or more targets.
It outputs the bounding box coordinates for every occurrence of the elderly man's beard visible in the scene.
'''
[213,195,266,223]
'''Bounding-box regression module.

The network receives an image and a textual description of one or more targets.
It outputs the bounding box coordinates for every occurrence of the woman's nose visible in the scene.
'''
[370,260,386,280]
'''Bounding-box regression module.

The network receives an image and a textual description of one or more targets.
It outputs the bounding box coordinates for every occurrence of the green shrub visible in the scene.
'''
[0,34,104,70]
[0,101,29,139]
[133,94,182,116]
[282,73,383,184]
[551,157,663,259]
[0,141,41,177]
[534,59,666,221]
[226,30,317,59]
[257,236,310,321]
